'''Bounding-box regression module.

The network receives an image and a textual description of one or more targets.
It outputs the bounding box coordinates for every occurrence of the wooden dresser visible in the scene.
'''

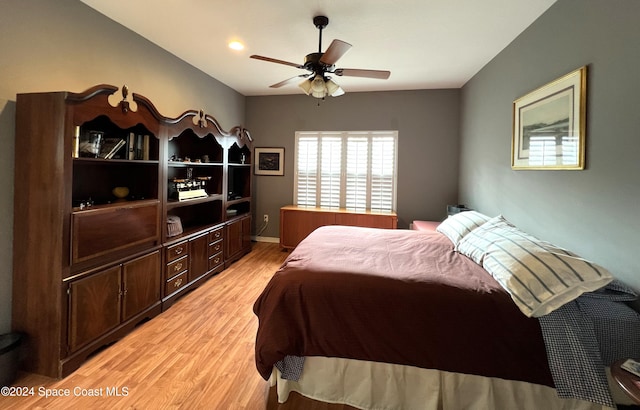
[280,205,398,249]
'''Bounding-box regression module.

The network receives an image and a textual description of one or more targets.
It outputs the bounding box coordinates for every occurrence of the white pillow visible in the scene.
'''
[435,211,491,246]
[481,229,613,317]
[455,215,514,264]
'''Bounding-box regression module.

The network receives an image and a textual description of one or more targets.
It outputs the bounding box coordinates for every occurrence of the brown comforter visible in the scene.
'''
[253,225,553,387]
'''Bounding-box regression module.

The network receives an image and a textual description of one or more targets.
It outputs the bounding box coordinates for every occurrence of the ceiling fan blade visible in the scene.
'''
[250,55,303,69]
[319,39,352,66]
[334,68,391,79]
[269,74,311,88]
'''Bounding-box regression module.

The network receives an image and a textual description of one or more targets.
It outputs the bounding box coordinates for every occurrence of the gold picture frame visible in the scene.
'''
[512,66,587,170]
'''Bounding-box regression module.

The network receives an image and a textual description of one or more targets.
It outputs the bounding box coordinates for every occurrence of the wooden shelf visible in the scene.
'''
[168,161,223,167]
[166,194,224,210]
[74,157,160,165]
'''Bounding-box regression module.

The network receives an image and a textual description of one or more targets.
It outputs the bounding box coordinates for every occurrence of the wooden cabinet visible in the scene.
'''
[189,232,210,282]
[68,266,122,352]
[71,200,160,266]
[68,251,161,352]
[164,240,189,298]
[160,108,251,305]
[162,224,226,308]
[280,205,398,249]
[12,84,252,378]
[121,251,162,321]
[225,215,252,265]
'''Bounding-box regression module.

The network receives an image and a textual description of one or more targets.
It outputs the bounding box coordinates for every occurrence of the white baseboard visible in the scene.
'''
[252,236,280,243]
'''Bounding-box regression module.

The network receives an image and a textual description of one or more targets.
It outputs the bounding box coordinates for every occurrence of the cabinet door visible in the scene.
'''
[68,266,122,352]
[280,209,335,249]
[225,219,242,259]
[122,251,161,322]
[72,201,160,265]
[189,232,209,282]
[242,215,252,252]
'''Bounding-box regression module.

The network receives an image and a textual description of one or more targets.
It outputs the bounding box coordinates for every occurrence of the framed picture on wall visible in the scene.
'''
[254,147,285,176]
[512,66,587,170]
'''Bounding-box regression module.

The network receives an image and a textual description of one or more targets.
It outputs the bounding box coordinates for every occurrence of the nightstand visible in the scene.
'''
[612,359,640,405]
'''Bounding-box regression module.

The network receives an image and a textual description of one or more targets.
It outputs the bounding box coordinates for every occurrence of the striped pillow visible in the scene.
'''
[455,215,514,264]
[482,229,613,317]
[435,211,491,246]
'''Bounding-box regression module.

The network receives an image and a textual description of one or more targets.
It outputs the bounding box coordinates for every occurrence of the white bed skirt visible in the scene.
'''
[270,357,630,410]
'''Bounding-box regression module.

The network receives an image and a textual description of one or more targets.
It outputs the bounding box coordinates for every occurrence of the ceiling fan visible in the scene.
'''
[250,15,391,99]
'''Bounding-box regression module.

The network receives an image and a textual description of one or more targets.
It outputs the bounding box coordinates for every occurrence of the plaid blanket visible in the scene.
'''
[538,280,640,407]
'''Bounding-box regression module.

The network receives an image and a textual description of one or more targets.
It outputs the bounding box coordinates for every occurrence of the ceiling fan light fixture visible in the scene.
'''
[298,78,313,95]
[311,76,327,95]
[300,75,330,99]
[326,78,344,97]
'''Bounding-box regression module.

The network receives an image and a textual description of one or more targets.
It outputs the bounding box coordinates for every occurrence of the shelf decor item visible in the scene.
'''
[112,186,129,199]
[167,216,183,237]
[255,147,284,176]
[79,130,104,158]
[512,66,587,170]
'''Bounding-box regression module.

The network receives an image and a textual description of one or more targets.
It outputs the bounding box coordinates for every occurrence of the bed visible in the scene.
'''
[254,212,640,409]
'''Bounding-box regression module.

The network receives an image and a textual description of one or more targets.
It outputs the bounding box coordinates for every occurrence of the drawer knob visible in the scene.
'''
[174,278,183,287]
[174,247,184,255]
[174,262,183,272]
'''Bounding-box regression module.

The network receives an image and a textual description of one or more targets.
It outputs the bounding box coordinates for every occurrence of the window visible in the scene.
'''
[294,131,398,212]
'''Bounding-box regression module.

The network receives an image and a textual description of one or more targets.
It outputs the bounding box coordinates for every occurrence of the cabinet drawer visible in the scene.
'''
[166,241,188,262]
[209,227,224,243]
[208,252,223,271]
[166,255,188,279]
[165,271,187,295]
[72,201,160,264]
[209,239,224,256]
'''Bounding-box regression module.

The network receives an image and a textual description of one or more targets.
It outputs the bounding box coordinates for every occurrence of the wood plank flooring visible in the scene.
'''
[0,242,289,410]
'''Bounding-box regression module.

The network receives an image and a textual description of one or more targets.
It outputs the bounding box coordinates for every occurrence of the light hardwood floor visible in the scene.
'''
[1,242,289,410]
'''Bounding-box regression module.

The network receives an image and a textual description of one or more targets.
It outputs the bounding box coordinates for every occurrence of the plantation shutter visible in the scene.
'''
[294,131,397,212]
[320,134,342,208]
[295,135,318,206]
[345,136,368,210]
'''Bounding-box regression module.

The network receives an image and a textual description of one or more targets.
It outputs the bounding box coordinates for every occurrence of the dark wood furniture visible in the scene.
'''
[279,205,397,249]
[612,359,640,405]
[12,84,252,378]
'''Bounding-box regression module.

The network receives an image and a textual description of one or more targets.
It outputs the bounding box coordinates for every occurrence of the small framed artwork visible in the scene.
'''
[512,66,587,170]
[254,147,285,176]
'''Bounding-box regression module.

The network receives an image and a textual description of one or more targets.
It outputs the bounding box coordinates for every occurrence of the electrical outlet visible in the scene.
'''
[263,214,269,223]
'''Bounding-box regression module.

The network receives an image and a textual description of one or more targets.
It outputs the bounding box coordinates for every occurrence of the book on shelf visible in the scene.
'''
[127,132,136,160]
[127,133,151,160]
[143,134,150,160]
[99,138,126,159]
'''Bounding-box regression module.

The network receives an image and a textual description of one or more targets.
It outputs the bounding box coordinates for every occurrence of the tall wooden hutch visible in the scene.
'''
[12,84,252,378]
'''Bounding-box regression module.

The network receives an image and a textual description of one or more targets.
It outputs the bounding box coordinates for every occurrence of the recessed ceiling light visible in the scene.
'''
[228,41,244,51]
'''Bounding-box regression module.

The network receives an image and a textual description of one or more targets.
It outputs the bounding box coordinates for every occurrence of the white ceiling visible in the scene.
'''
[80,0,557,97]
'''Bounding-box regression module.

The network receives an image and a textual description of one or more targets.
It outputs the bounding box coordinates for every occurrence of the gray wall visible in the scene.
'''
[246,89,461,237]
[0,0,246,332]
[459,0,640,290]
